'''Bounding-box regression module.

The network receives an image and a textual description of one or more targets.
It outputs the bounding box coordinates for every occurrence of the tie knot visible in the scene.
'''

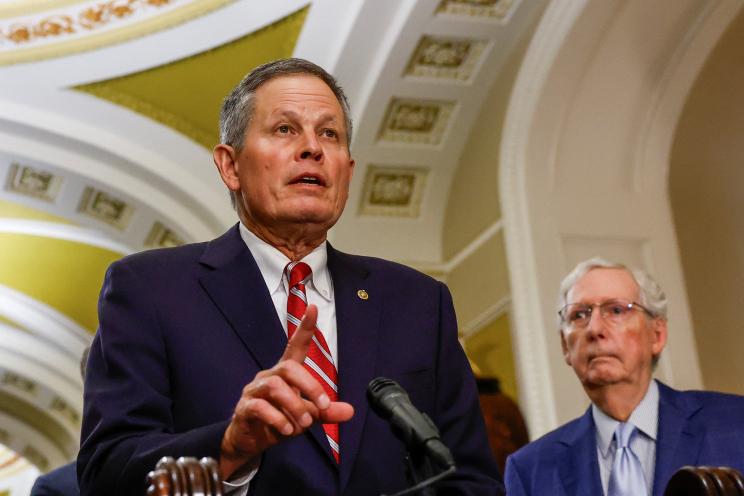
[614,422,637,449]
[287,262,312,288]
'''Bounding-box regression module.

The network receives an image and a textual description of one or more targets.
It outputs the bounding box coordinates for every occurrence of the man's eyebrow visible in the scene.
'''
[269,109,341,127]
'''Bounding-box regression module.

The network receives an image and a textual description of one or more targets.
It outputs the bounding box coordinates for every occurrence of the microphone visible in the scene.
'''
[367,377,455,469]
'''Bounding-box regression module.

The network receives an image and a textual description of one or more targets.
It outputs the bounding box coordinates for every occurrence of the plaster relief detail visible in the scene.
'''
[78,186,134,229]
[5,163,63,202]
[359,165,427,218]
[2,372,37,396]
[0,0,234,64]
[145,221,184,248]
[436,0,517,21]
[378,98,454,145]
[49,397,80,426]
[0,0,175,46]
[406,35,488,81]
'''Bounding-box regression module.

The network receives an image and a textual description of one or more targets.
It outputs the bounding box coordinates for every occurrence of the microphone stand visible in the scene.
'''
[405,446,437,496]
[382,444,456,496]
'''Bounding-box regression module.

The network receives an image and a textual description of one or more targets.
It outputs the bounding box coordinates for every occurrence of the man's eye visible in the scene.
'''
[277,125,291,133]
[321,128,337,138]
[570,309,589,321]
[607,303,627,316]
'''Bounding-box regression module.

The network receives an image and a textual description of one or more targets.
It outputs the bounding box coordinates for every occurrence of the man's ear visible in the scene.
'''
[213,144,241,192]
[651,317,668,357]
[560,330,572,366]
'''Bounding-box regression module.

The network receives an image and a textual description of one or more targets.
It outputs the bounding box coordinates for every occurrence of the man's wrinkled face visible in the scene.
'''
[224,75,354,234]
[560,268,667,390]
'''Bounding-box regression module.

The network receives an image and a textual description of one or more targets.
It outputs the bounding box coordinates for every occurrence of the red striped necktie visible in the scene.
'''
[285,261,340,463]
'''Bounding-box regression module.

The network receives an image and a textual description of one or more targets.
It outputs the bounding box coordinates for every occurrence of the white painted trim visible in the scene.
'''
[442,220,503,273]
[404,218,503,275]
[460,295,511,338]
[498,0,587,438]
[0,219,133,254]
[0,283,92,360]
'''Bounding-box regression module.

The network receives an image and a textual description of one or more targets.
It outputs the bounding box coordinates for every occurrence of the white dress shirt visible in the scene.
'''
[593,379,659,496]
[223,224,339,495]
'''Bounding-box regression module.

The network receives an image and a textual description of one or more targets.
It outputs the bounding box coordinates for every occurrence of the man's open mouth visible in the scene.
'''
[290,174,324,186]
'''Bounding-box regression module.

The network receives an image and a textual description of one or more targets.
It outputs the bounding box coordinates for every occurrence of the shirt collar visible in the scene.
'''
[239,223,332,301]
[592,379,659,456]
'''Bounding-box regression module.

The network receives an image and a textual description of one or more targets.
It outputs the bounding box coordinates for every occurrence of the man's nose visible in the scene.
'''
[298,131,322,161]
[585,307,606,338]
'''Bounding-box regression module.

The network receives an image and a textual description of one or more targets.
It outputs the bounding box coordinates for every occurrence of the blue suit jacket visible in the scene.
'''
[31,462,78,496]
[78,225,502,495]
[505,381,744,495]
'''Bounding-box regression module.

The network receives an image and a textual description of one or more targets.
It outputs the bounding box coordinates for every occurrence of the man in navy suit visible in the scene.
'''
[505,258,744,495]
[31,462,77,496]
[78,58,502,495]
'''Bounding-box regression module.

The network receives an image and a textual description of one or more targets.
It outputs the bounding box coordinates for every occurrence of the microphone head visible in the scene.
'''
[367,377,408,418]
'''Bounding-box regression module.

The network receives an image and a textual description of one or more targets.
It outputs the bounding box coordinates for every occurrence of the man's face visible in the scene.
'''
[216,74,354,236]
[560,268,667,391]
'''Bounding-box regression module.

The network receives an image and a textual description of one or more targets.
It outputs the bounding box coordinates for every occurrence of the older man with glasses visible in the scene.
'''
[504,257,744,496]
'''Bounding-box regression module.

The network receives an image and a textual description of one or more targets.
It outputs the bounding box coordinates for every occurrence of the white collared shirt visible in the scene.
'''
[239,223,338,363]
[223,224,339,495]
[593,379,659,496]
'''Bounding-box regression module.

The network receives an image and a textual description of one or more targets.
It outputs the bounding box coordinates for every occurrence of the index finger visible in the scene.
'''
[281,304,318,363]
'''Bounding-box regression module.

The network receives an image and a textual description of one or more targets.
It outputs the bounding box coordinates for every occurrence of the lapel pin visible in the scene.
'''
[357,289,369,300]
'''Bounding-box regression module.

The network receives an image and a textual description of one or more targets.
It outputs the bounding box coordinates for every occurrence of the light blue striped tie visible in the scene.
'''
[608,422,647,496]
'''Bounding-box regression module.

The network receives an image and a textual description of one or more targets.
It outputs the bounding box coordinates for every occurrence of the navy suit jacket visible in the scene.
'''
[505,381,744,495]
[78,225,502,495]
[31,462,78,496]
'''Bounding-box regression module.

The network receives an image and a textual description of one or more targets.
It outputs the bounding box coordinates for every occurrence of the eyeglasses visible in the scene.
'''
[558,299,654,329]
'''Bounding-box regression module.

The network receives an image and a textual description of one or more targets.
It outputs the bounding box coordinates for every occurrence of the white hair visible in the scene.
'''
[557,257,668,329]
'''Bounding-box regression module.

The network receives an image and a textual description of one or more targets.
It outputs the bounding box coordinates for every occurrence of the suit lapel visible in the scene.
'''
[327,245,380,493]
[199,226,341,466]
[653,382,704,495]
[557,409,603,496]
[198,225,287,369]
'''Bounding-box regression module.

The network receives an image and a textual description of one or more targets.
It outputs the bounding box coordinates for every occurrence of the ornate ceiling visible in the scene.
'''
[0,0,544,485]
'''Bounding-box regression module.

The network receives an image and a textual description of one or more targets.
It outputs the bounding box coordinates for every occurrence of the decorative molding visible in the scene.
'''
[0,283,92,358]
[378,98,455,146]
[0,1,87,20]
[358,165,428,218]
[436,0,518,22]
[459,295,511,338]
[405,35,488,82]
[49,396,79,425]
[1,371,37,396]
[498,0,584,438]
[0,152,200,251]
[442,219,502,273]
[0,0,236,65]
[404,218,503,276]
[0,219,133,254]
[1,0,177,45]
[77,186,134,230]
[5,163,63,202]
[144,221,184,248]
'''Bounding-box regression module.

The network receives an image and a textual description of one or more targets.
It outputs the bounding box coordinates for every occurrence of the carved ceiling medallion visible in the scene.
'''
[406,35,488,81]
[359,165,428,218]
[378,98,455,146]
[436,0,517,21]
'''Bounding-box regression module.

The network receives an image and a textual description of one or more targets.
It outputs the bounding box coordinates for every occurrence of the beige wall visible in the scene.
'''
[670,8,744,395]
[447,232,510,327]
[440,14,542,406]
[441,25,535,260]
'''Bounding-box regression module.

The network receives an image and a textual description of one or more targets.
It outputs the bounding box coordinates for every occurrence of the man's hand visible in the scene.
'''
[220,305,354,478]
